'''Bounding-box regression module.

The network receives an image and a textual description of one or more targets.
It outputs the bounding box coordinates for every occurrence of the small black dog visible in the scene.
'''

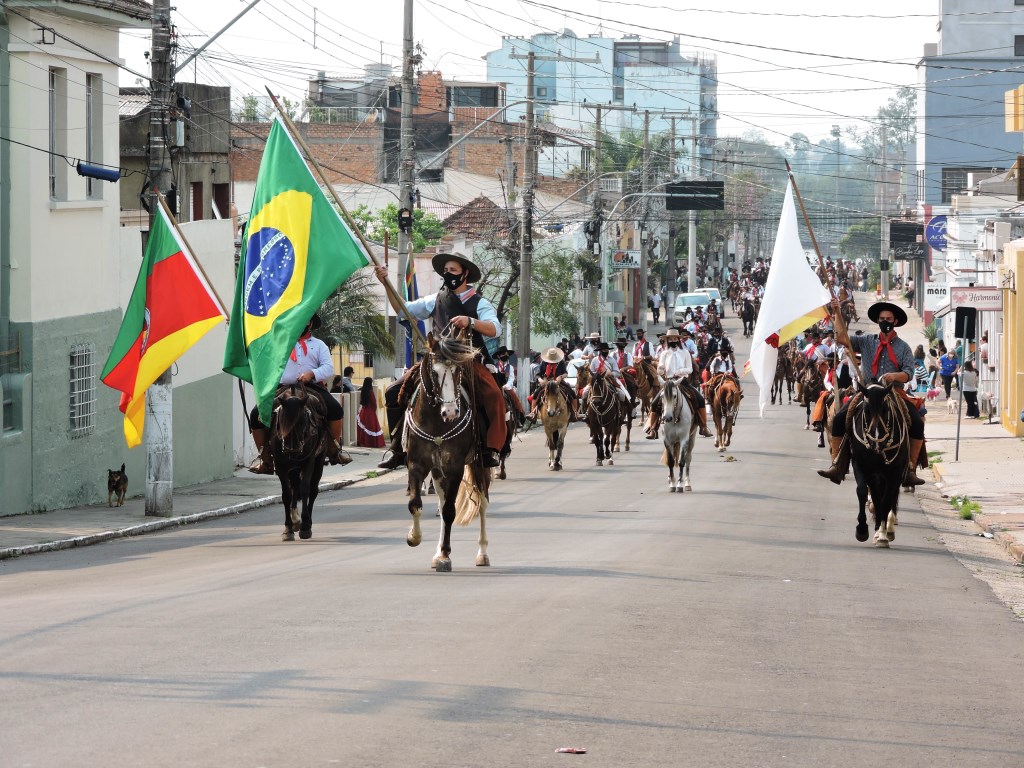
[108,463,127,507]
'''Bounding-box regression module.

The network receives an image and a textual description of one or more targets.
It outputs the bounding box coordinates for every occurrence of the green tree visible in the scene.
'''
[237,94,261,122]
[838,219,881,259]
[502,243,600,339]
[317,272,394,360]
[350,203,444,253]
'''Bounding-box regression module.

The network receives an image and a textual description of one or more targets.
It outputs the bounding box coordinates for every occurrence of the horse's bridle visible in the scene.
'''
[850,386,908,465]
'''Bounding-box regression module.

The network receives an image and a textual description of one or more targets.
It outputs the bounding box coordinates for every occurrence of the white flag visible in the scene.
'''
[746,181,831,416]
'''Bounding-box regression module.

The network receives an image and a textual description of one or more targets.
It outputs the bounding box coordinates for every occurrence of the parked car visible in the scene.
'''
[672,292,710,326]
[694,287,725,317]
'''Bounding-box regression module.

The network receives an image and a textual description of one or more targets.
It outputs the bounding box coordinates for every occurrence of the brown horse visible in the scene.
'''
[577,365,626,466]
[538,378,570,471]
[404,332,491,572]
[632,357,662,423]
[707,374,742,452]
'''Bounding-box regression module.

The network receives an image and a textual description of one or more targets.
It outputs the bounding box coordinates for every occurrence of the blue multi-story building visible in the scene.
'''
[916,0,1024,206]
[485,30,717,179]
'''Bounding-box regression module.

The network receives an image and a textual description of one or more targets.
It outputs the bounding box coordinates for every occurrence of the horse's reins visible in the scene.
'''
[849,386,908,465]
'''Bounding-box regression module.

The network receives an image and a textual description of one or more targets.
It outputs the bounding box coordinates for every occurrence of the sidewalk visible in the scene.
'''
[0,447,396,560]
[869,289,1024,564]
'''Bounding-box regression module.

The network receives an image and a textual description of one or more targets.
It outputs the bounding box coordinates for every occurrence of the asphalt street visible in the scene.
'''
[2,316,1023,767]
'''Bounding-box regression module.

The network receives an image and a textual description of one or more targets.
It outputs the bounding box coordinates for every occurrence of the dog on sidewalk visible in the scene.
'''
[946,397,959,415]
[107,463,127,507]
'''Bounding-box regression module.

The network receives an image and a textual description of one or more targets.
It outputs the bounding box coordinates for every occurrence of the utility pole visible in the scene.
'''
[396,0,415,375]
[515,52,536,408]
[145,0,174,516]
[639,110,650,329]
[667,116,677,305]
[687,116,699,293]
[581,101,634,335]
[880,124,890,299]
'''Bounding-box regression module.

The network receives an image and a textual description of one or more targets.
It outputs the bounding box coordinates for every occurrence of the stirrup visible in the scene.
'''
[377,450,406,470]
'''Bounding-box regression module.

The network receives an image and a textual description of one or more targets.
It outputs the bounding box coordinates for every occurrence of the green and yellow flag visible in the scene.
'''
[223,117,369,424]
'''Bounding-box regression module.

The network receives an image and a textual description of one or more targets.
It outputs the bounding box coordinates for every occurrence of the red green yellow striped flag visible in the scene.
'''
[101,202,226,447]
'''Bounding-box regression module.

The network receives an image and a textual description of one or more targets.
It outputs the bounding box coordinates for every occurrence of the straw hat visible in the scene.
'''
[541,347,565,364]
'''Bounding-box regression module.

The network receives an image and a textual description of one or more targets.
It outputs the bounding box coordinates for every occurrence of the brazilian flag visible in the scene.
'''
[223,117,368,424]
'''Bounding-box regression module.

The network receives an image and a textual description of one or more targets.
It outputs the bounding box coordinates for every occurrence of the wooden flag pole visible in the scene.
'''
[265,89,427,347]
[784,160,850,343]
[155,193,230,319]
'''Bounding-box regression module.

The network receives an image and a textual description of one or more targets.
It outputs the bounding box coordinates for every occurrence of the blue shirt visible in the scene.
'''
[280,336,333,385]
[406,286,499,336]
[939,354,959,377]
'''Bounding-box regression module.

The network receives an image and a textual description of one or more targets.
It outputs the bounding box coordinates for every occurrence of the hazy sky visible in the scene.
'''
[120,0,941,144]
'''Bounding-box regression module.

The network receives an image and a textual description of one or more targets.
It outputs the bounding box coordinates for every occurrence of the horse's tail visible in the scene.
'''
[455,463,489,525]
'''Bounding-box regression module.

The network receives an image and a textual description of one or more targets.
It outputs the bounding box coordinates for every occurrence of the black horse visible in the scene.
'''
[848,383,910,548]
[271,383,328,541]
[740,298,756,338]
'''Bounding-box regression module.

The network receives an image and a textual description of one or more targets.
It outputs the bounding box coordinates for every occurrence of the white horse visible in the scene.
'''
[660,379,697,492]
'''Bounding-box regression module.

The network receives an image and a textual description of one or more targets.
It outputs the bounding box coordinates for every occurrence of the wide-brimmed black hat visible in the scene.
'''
[867,301,908,327]
[614,336,628,346]
[595,341,611,351]
[636,328,645,335]
[431,252,481,284]
[304,313,322,332]
[495,346,510,357]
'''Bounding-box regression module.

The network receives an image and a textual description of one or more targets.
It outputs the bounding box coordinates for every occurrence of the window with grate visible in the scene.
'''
[69,343,96,437]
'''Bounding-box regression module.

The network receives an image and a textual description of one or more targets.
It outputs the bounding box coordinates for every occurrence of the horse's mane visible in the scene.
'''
[432,334,478,365]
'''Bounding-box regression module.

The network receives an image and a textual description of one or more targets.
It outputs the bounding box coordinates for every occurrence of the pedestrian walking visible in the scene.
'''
[649,290,662,324]
[960,361,979,418]
[939,347,959,399]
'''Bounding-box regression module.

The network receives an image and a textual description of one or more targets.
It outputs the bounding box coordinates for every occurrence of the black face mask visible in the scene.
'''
[442,271,466,291]
[668,342,679,348]
[878,320,894,334]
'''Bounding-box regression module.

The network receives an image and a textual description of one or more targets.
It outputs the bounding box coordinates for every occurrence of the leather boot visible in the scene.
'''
[325,439,353,466]
[817,436,849,485]
[904,437,925,487]
[696,405,713,438]
[377,409,406,469]
[249,443,275,475]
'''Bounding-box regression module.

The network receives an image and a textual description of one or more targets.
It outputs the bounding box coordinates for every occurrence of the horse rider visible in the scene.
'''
[585,341,631,403]
[495,346,525,428]
[817,300,926,487]
[680,328,700,369]
[613,336,634,370]
[633,328,653,360]
[708,347,734,377]
[656,328,714,437]
[529,346,578,420]
[582,331,601,359]
[704,328,734,371]
[373,252,507,469]
[248,313,352,474]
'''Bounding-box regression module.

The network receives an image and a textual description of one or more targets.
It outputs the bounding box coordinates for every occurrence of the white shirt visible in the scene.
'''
[569,348,584,360]
[709,356,733,375]
[496,360,515,389]
[650,293,662,308]
[657,346,693,379]
[280,336,334,386]
[590,353,622,378]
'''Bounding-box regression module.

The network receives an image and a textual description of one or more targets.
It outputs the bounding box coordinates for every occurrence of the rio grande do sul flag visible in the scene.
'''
[101,200,226,447]
[223,116,369,425]
[746,181,830,417]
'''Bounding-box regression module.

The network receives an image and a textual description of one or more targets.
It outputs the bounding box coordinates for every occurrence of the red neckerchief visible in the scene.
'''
[545,363,557,377]
[457,286,477,301]
[616,351,627,367]
[634,340,646,358]
[290,332,312,362]
[596,356,606,373]
[871,331,900,377]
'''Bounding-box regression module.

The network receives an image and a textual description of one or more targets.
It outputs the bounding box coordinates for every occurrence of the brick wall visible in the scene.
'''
[230,121,384,184]
[416,71,446,116]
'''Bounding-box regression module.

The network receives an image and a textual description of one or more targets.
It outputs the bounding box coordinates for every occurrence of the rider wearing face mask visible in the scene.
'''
[818,300,925,486]
[654,328,714,438]
[374,253,507,469]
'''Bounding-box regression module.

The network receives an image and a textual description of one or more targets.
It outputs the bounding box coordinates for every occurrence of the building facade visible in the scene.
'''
[916,0,1024,205]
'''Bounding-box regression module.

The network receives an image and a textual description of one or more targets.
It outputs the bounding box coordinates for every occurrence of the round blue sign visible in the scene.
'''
[925,216,947,252]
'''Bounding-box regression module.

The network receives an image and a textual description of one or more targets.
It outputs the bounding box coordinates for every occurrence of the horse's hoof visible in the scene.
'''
[855,523,870,542]
[299,529,312,540]
[407,533,421,547]
[281,529,295,542]
[498,470,507,480]
[624,445,630,452]
[669,485,676,493]
[874,533,890,548]
[803,424,809,430]
[596,460,603,466]
[554,463,562,471]
[684,483,692,492]
[718,446,725,453]
[435,558,452,572]
[476,554,490,567]
[607,459,614,465]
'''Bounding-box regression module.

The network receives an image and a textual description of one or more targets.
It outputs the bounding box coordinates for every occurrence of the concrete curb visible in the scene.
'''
[930,462,1024,565]
[0,468,394,561]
